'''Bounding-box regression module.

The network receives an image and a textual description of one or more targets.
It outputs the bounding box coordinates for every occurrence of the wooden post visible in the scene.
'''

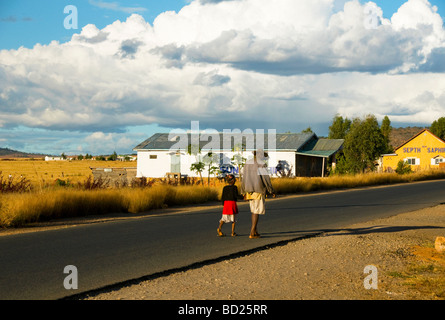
[322,157,325,178]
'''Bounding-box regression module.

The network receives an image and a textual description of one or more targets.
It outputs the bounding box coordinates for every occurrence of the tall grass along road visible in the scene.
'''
[1,169,445,229]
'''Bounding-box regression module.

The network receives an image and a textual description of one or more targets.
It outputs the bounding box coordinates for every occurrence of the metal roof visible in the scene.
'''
[133,132,316,151]
[133,133,344,157]
[296,138,344,158]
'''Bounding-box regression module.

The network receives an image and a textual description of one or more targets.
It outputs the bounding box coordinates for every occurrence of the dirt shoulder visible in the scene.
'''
[78,204,445,300]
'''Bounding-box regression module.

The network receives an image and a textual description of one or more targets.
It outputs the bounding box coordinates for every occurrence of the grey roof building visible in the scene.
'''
[133,132,344,177]
[134,132,341,152]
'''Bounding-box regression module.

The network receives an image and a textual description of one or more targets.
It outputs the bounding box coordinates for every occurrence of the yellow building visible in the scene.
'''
[381,129,445,172]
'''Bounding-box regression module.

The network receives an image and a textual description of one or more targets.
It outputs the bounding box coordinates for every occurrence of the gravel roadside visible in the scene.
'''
[81,204,445,300]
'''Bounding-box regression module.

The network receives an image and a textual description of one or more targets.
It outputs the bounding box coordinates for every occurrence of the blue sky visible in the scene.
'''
[378,0,444,17]
[0,0,187,49]
[1,0,445,155]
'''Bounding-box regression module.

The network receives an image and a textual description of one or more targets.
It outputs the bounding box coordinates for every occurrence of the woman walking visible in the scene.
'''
[241,150,276,239]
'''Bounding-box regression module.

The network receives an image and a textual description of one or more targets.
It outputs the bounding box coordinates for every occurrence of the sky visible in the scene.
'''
[0,0,445,155]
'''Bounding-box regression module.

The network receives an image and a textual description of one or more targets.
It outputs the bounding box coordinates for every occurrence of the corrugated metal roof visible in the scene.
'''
[297,138,344,158]
[133,132,316,151]
[302,138,344,151]
[296,150,339,157]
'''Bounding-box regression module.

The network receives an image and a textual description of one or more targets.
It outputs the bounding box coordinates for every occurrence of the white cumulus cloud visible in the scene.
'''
[0,0,445,154]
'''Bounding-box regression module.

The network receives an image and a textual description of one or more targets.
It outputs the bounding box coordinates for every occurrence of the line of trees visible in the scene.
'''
[328,114,392,174]
[430,117,445,140]
[60,151,134,161]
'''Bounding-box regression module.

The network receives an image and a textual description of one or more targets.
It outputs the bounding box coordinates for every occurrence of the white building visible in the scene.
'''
[133,132,343,179]
[45,156,64,161]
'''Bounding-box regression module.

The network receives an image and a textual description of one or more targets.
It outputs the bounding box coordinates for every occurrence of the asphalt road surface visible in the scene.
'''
[1,179,445,300]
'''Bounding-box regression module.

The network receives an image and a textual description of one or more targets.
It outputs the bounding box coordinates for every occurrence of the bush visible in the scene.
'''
[395,160,412,175]
[0,172,31,193]
[77,176,109,190]
[54,178,69,187]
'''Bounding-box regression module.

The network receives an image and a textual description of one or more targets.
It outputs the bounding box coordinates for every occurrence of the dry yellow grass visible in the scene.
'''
[388,243,445,299]
[0,159,133,186]
[0,188,127,227]
[271,170,445,194]
[121,185,220,214]
[0,184,221,228]
[1,162,445,229]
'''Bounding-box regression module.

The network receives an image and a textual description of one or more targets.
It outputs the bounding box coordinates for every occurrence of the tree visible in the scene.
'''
[203,151,219,185]
[231,152,246,175]
[187,143,201,156]
[188,144,205,184]
[328,114,351,139]
[430,117,445,140]
[190,161,205,185]
[107,151,117,161]
[342,114,386,173]
[332,153,354,175]
[381,115,393,153]
[301,127,313,134]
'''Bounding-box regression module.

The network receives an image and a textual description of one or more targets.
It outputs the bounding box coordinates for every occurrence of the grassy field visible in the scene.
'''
[1,159,445,229]
[0,159,134,186]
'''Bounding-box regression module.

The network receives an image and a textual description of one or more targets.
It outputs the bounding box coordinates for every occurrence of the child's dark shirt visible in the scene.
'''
[221,185,239,205]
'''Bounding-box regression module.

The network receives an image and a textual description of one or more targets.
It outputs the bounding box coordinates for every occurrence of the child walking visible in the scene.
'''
[217,174,240,237]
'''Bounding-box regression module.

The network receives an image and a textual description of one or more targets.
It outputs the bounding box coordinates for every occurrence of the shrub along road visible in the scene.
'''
[1,179,445,300]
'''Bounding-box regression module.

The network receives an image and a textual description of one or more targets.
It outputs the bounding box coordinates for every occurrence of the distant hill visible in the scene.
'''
[389,126,428,151]
[0,148,47,159]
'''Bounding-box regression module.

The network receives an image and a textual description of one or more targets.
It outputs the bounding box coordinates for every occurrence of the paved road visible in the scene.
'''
[1,179,444,300]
